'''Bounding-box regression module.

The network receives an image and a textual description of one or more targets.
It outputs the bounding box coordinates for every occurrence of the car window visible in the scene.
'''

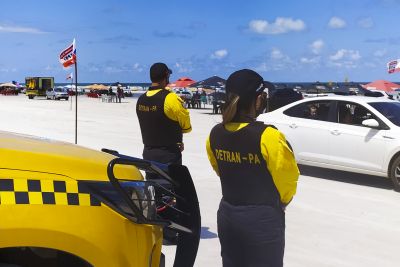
[283,100,332,121]
[369,102,400,127]
[337,101,378,127]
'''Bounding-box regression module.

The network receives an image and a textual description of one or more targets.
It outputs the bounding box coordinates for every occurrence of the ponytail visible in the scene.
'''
[222,93,240,125]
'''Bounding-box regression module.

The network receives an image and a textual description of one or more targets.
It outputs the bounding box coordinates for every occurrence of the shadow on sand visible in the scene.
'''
[200,227,218,239]
[299,164,394,191]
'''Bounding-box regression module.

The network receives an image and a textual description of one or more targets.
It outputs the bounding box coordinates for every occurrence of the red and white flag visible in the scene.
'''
[59,39,76,68]
[66,73,73,80]
[387,59,400,74]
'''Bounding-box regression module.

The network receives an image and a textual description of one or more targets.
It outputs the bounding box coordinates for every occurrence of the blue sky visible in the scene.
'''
[1,0,400,83]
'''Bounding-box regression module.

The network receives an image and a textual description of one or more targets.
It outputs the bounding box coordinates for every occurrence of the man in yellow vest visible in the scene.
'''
[136,62,192,167]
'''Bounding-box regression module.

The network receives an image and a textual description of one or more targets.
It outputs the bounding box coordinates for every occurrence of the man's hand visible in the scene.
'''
[177,142,184,152]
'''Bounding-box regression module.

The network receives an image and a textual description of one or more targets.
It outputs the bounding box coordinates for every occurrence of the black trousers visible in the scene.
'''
[217,200,285,267]
[143,146,182,179]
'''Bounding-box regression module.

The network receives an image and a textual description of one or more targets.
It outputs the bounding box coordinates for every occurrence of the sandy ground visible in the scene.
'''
[1,94,400,267]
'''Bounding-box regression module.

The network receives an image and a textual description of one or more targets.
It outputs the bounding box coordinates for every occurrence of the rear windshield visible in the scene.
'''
[369,102,400,127]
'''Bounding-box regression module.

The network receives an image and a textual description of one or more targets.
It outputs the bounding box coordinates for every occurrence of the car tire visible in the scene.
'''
[52,96,55,100]
[389,154,400,192]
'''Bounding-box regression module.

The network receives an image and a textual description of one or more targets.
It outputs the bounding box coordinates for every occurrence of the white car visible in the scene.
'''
[46,87,69,100]
[258,95,400,191]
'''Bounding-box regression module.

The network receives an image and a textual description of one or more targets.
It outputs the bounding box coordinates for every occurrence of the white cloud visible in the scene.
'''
[174,62,194,73]
[0,24,45,34]
[330,49,361,61]
[373,49,387,57]
[254,62,269,72]
[310,39,324,55]
[300,57,320,64]
[270,48,286,60]
[328,17,346,29]
[211,49,228,59]
[0,67,17,72]
[88,65,100,72]
[358,17,374,28]
[133,63,143,72]
[249,17,306,35]
[328,49,361,69]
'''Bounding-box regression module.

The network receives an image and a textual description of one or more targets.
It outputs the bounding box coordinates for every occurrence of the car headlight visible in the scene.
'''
[83,153,198,235]
[81,180,158,223]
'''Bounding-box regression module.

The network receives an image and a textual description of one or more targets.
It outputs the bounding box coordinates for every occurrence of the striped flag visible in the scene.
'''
[59,39,76,68]
[387,59,400,74]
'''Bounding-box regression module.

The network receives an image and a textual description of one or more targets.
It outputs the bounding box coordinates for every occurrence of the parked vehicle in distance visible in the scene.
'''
[175,89,193,101]
[0,131,201,266]
[268,87,303,112]
[25,77,54,99]
[258,95,400,191]
[46,87,69,100]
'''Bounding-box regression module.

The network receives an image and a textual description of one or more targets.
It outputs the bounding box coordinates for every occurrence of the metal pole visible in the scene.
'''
[74,62,78,144]
[70,77,73,111]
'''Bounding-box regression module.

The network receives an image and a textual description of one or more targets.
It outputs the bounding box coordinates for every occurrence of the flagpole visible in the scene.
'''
[74,62,78,144]
[70,76,73,111]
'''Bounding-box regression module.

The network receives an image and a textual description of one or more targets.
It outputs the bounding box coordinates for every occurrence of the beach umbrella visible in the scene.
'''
[168,77,196,88]
[0,82,17,88]
[363,80,400,92]
[86,84,109,90]
[190,75,226,89]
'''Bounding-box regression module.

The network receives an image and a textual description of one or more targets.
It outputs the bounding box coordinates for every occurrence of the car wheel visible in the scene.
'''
[389,154,400,192]
[52,96,55,100]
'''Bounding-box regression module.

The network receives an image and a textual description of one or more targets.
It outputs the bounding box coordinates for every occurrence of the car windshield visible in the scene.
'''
[369,102,400,126]
[54,88,64,92]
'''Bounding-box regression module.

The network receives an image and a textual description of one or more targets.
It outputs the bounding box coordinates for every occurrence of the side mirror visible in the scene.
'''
[362,119,380,128]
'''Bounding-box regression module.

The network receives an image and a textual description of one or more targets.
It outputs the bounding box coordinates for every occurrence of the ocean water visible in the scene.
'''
[55,82,151,88]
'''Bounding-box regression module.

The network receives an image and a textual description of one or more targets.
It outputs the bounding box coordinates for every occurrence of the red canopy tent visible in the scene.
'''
[363,80,400,92]
[168,77,196,88]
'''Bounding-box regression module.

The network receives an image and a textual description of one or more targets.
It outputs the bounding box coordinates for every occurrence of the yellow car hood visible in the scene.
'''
[0,131,142,181]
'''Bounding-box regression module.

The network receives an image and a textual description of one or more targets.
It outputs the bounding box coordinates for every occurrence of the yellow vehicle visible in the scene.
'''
[25,77,54,99]
[0,131,201,267]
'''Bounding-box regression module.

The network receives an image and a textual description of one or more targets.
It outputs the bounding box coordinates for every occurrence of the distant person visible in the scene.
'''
[108,86,113,96]
[200,91,207,108]
[117,86,123,103]
[308,104,320,120]
[206,69,299,267]
[192,91,200,108]
[339,105,353,124]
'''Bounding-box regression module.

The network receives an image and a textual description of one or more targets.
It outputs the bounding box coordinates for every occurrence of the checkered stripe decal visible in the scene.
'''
[0,179,101,206]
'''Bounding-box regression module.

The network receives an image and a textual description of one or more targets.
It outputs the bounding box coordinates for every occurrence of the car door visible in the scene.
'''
[329,101,388,172]
[279,100,335,164]
[48,89,55,98]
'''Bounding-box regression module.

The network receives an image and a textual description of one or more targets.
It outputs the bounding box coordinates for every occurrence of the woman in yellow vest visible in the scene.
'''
[206,69,299,267]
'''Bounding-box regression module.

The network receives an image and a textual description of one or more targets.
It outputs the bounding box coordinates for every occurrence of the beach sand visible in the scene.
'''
[1,94,400,267]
